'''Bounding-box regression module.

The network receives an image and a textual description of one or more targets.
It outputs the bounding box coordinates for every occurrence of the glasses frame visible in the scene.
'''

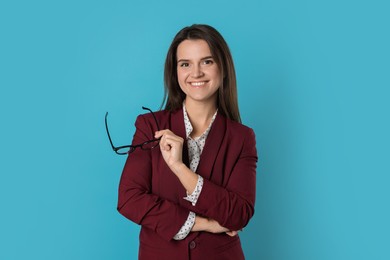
[105,106,161,155]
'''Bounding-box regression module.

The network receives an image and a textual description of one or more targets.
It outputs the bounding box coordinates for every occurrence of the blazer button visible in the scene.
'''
[189,241,196,249]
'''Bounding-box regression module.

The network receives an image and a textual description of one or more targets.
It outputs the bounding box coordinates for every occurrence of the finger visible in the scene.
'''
[158,132,182,145]
[155,130,184,143]
[160,143,171,151]
[159,136,172,151]
[154,130,164,139]
[163,135,184,145]
[160,137,181,151]
[226,231,238,237]
[156,131,170,151]
[154,129,173,139]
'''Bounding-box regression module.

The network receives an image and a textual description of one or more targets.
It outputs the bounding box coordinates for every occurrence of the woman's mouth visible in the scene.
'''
[190,81,206,87]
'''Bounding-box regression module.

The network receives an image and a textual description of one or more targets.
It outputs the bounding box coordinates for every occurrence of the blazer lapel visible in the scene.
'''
[169,109,226,181]
[196,112,226,180]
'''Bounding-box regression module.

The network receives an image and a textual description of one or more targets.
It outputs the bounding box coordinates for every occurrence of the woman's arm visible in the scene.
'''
[117,115,190,241]
[192,215,238,237]
[156,127,258,232]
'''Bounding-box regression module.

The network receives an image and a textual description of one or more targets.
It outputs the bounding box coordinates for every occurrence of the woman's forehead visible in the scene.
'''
[176,39,213,60]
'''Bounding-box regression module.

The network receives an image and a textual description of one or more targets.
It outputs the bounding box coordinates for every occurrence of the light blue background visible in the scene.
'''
[1,0,389,259]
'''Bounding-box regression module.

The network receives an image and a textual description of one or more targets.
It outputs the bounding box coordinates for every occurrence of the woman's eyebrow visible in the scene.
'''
[177,58,189,63]
[201,56,214,61]
[177,56,214,63]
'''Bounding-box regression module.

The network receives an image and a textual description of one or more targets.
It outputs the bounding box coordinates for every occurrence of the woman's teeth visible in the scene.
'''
[191,82,205,86]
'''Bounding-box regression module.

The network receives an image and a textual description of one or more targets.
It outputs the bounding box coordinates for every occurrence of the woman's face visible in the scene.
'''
[176,39,221,106]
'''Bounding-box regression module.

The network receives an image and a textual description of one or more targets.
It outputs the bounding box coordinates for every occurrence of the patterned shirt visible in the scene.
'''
[173,104,218,240]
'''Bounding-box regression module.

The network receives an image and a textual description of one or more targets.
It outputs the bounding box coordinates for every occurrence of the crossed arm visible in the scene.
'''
[117,115,257,241]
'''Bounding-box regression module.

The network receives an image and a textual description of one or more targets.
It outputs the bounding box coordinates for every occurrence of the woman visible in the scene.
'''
[117,24,258,259]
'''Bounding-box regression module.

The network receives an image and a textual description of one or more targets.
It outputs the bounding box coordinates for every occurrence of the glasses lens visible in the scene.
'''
[116,147,132,155]
[141,140,160,150]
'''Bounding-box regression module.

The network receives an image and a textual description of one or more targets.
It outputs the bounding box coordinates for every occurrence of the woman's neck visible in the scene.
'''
[184,99,217,138]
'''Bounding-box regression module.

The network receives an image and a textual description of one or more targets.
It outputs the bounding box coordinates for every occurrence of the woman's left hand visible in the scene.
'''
[155,130,184,170]
[225,230,238,237]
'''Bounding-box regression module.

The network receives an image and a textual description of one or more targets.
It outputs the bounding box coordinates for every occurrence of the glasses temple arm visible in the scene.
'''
[105,112,118,150]
[142,106,160,131]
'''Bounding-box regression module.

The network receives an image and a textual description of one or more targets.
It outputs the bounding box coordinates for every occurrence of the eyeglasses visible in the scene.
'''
[105,107,161,155]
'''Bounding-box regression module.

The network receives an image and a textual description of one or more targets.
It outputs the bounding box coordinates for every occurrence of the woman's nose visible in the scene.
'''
[191,65,204,78]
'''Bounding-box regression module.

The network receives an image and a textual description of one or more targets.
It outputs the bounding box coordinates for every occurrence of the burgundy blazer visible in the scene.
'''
[117,107,258,260]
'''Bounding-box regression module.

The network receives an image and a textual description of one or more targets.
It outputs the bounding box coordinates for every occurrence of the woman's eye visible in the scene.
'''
[179,63,189,67]
[203,59,214,65]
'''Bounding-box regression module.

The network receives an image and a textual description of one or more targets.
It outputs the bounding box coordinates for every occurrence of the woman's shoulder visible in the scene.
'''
[139,108,177,121]
[136,108,182,128]
[222,115,257,156]
[223,115,255,135]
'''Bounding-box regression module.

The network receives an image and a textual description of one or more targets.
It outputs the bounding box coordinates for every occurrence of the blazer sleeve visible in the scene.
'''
[185,127,258,231]
[117,114,190,241]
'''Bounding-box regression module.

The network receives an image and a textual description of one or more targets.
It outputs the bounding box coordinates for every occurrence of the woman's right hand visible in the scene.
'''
[192,216,238,236]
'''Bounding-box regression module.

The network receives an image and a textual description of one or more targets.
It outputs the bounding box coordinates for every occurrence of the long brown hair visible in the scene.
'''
[161,24,241,123]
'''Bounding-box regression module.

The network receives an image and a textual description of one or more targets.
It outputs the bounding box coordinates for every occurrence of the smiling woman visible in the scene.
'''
[117,24,258,260]
[163,24,240,123]
[176,39,221,108]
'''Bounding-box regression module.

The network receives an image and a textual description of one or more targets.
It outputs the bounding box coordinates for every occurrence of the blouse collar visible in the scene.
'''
[182,103,218,140]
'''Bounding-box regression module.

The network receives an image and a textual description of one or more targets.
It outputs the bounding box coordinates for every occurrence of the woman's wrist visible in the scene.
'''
[170,163,199,195]
[191,215,209,232]
[192,216,232,234]
[170,162,187,176]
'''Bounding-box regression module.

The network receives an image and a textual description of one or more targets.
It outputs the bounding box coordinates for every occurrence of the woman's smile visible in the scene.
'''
[190,81,207,87]
[176,39,221,105]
